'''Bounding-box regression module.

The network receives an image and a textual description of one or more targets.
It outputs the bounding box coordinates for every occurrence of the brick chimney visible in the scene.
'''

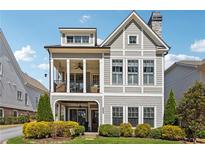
[148,12,162,38]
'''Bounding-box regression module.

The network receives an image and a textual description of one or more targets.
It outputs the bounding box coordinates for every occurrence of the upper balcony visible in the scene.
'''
[53,59,100,93]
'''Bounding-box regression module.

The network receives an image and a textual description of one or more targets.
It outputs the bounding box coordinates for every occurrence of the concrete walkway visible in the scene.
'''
[0,126,23,143]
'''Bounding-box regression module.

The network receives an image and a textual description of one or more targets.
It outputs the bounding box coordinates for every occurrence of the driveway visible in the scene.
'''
[0,126,23,143]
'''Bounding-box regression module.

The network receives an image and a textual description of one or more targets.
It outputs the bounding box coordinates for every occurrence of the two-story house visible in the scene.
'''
[0,30,47,119]
[45,11,170,131]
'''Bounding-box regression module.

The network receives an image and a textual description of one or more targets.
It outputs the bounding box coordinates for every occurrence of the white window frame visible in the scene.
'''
[128,35,139,45]
[143,60,155,85]
[0,62,3,76]
[17,91,23,101]
[111,106,124,126]
[127,106,139,127]
[0,108,4,118]
[66,34,90,44]
[142,106,156,128]
[112,59,123,85]
[127,60,139,85]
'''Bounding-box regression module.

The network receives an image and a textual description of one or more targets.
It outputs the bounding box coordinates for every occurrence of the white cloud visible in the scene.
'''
[97,38,103,45]
[190,39,205,52]
[79,15,91,23]
[165,54,201,69]
[14,45,36,62]
[36,63,49,70]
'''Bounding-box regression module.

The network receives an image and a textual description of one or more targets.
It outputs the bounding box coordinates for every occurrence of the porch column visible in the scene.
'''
[66,59,70,93]
[50,59,54,92]
[100,55,104,93]
[83,59,86,93]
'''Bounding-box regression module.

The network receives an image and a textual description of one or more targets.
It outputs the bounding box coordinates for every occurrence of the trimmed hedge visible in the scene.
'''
[135,124,151,138]
[23,121,84,139]
[0,115,30,125]
[196,130,205,139]
[120,123,133,137]
[99,124,120,137]
[161,125,185,141]
[149,127,162,139]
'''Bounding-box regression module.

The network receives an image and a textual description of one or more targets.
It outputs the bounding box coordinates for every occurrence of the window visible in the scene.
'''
[112,107,123,126]
[0,62,2,76]
[112,60,123,85]
[0,108,4,118]
[143,60,154,85]
[82,36,89,43]
[128,60,138,85]
[128,107,139,127]
[13,110,18,117]
[128,35,138,44]
[17,91,22,101]
[143,107,154,127]
[74,36,81,43]
[67,36,73,43]
[25,93,28,105]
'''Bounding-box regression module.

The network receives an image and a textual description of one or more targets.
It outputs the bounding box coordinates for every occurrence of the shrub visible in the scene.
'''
[75,125,85,136]
[99,124,120,137]
[23,121,51,139]
[196,130,205,139]
[135,124,151,138]
[36,93,53,122]
[4,117,18,125]
[149,127,162,139]
[18,115,30,124]
[50,121,68,137]
[120,123,133,137]
[161,125,185,141]
[0,117,4,125]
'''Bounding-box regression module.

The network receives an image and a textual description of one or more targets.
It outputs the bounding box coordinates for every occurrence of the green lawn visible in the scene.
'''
[7,136,182,144]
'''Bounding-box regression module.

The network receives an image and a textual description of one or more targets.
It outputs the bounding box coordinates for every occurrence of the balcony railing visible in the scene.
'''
[54,80,67,92]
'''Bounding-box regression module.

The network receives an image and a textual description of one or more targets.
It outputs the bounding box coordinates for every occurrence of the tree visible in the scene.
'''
[177,81,205,142]
[36,93,53,122]
[164,89,177,125]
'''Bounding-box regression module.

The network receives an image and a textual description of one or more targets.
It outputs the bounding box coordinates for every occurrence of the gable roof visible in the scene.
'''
[22,72,47,92]
[100,11,170,53]
[165,60,205,74]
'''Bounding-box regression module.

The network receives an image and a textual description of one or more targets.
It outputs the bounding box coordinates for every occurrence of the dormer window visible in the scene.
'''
[66,35,90,44]
[128,35,138,44]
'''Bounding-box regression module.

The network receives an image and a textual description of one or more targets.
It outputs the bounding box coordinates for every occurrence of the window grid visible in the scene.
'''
[143,107,154,127]
[66,35,90,44]
[143,60,154,85]
[128,60,138,85]
[128,107,139,127]
[112,60,123,85]
[129,36,137,44]
[112,107,123,126]
[17,91,22,101]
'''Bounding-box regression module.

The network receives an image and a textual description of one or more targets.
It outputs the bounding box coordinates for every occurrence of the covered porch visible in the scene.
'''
[55,101,99,132]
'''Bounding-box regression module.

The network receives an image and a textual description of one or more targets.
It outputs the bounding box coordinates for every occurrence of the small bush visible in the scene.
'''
[50,121,68,137]
[120,123,133,137]
[18,115,30,124]
[161,125,185,141]
[196,130,205,139]
[23,121,51,139]
[135,124,151,138]
[4,117,18,125]
[75,125,85,136]
[149,127,162,139]
[99,124,120,137]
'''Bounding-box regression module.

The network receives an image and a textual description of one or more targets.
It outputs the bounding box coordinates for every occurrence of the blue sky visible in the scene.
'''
[1,10,205,88]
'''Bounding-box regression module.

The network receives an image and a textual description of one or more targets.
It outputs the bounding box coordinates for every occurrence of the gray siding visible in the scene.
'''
[104,56,110,85]
[125,87,141,93]
[0,34,34,111]
[125,50,141,57]
[143,32,156,50]
[109,30,123,49]
[144,87,162,94]
[104,96,163,127]
[165,65,200,103]
[156,57,163,86]
[104,87,123,93]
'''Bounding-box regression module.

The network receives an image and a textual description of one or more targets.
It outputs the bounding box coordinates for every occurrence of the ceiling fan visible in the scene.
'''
[74,63,83,70]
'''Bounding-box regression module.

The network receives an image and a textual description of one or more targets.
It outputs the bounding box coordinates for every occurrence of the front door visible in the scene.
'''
[91,110,98,132]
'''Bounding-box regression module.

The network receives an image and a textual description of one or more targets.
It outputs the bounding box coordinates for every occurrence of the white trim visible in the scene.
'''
[110,58,112,85]
[66,59,70,93]
[154,106,157,128]
[83,59,86,93]
[102,95,104,124]
[106,55,158,59]
[0,108,4,118]
[50,59,54,92]
[110,49,156,52]
[141,29,144,50]
[123,58,126,92]
[52,58,101,60]
[110,105,112,124]
[100,11,169,50]
[154,59,157,86]
[123,106,126,123]
[123,28,125,56]
[162,56,165,123]
[100,54,104,93]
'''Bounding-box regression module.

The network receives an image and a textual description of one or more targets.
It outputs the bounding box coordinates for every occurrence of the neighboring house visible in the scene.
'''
[0,30,47,119]
[165,60,205,103]
[45,11,170,131]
